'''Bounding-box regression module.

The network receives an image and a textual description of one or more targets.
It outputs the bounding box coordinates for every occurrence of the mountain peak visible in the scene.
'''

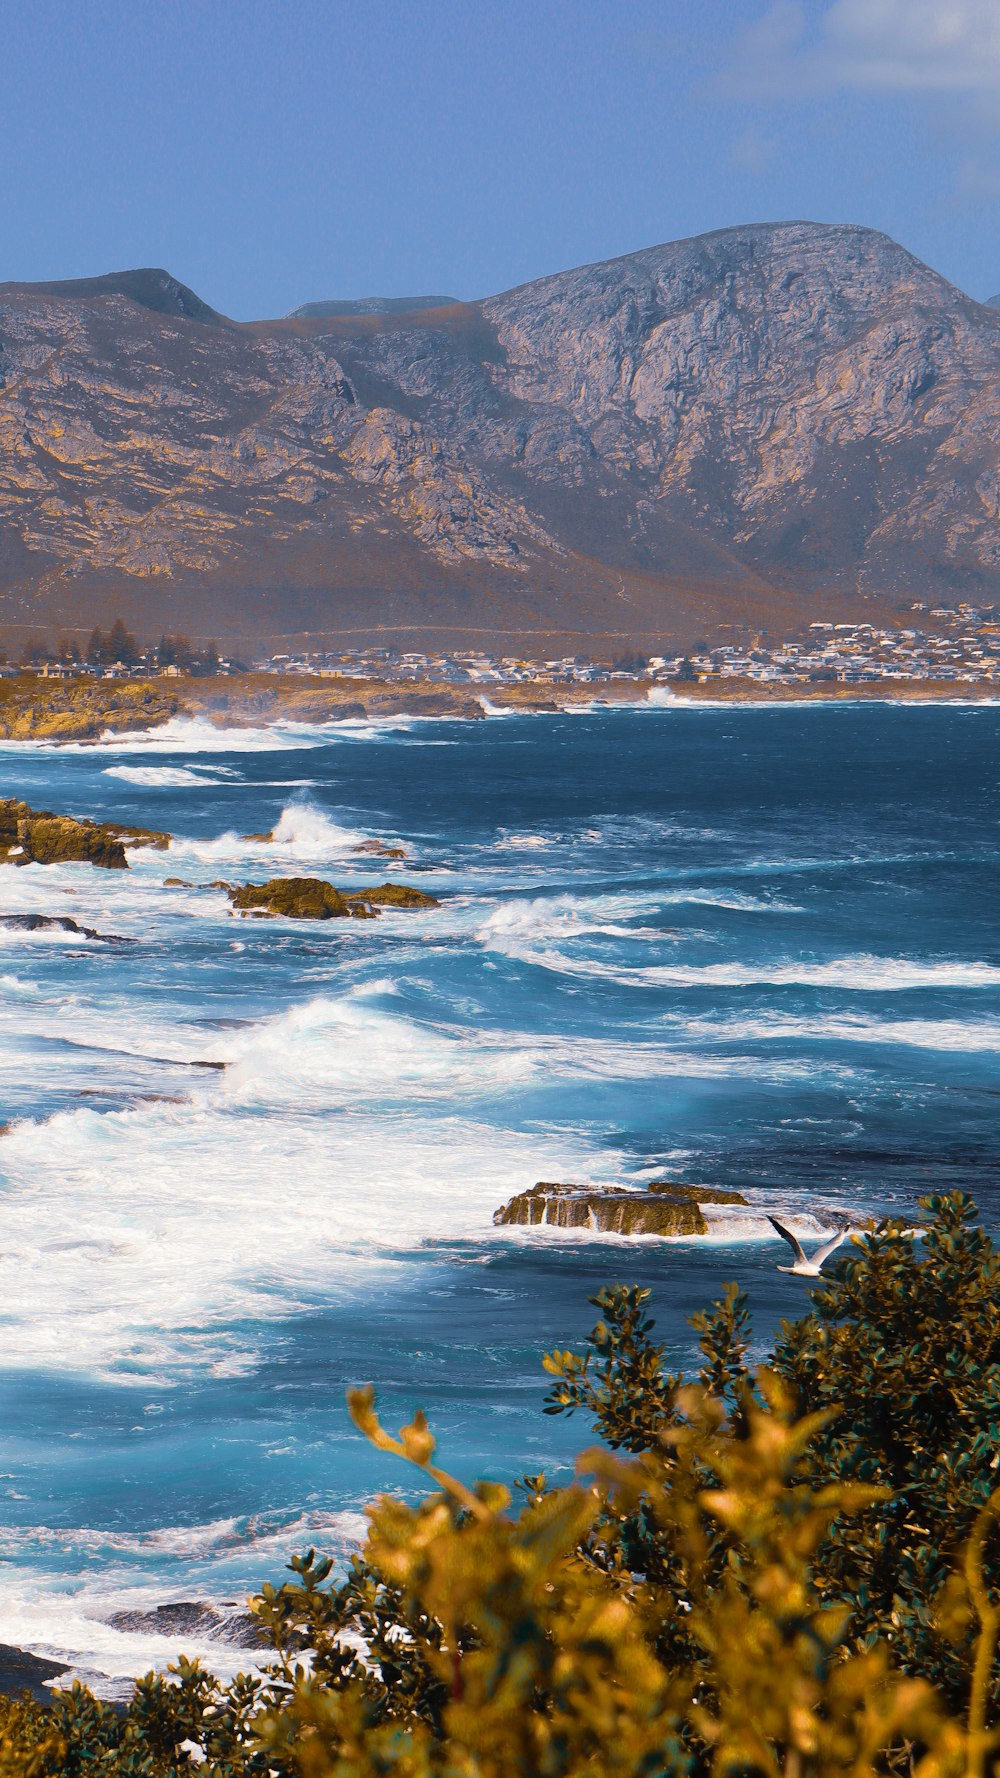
[1,222,999,649]
[0,267,225,325]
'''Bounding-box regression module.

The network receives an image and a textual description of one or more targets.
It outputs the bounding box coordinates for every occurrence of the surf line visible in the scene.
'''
[55,1037,225,1071]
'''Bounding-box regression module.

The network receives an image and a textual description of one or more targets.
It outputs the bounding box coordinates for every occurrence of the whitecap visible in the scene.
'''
[492,950,1000,993]
[168,798,372,866]
[104,765,237,788]
[684,1011,1000,1053]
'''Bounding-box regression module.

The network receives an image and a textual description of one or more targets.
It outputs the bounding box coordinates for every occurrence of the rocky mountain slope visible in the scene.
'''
[1,224,998,650]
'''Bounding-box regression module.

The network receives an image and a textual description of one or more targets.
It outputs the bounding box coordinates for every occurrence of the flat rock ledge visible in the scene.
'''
[494,1181,748,1237]
[0,797,169,869]
[228,876,441,919]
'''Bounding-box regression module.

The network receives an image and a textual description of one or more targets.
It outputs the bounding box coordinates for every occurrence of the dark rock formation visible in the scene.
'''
[106,1600,270,1650]
[0,798,169,868]
[362,691,487,720]
[352,839,407,859]
[494,1181,748,1237]
[347,882,440,909]
[4,223,999,648]
[0,1642,69,1704]
[0,912,133,942]
[229,877,354,919]
[228,876,440,918]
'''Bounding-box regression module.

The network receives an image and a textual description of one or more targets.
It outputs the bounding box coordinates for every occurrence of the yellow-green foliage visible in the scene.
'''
[5,1192,1000,1777]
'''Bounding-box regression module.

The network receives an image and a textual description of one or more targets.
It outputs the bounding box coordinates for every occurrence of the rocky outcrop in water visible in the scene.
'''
[229,878,356,919]
[494,1181,748,1237]
[0,797,169,868]
[227,876,440,919]
[352,882,440,908]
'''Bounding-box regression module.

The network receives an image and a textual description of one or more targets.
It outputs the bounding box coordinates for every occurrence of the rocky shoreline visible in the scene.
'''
[2,670,997,742]
[665,676,1000,704]
[0,796,169,867]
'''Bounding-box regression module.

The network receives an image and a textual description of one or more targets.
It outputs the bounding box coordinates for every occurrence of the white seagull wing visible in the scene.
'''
[767,1216,807,1266]
[811,1227,849,1268]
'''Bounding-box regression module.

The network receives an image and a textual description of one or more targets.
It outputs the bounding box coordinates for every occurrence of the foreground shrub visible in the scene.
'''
[3,1191,1000,1776]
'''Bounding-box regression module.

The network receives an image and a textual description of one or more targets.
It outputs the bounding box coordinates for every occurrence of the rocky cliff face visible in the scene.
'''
[1,225,998,648]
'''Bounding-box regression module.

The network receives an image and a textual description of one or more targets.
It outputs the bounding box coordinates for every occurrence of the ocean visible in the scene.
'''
[0,699,996,1691]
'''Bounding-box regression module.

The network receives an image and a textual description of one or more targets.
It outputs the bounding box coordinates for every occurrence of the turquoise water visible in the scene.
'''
[0,701,996,1687]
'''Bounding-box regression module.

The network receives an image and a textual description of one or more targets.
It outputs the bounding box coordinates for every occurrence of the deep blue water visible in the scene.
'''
[0,700,996,1687]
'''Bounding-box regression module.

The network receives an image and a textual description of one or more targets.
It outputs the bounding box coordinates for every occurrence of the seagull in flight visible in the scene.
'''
[767,1215,850,1277]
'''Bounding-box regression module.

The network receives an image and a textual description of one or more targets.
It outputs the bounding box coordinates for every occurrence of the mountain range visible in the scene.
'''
[1,222,999,651]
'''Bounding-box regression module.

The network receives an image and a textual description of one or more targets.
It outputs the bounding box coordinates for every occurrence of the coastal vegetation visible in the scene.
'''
[2,1192,1000,1775]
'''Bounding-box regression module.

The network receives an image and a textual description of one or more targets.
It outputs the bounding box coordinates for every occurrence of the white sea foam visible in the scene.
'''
[0,924,90,947]
[685,1011,1000,1053]
[0,716,324,756]
[169,799,374,866]
[477,892,800,952]
[0,968,846,1381]
[0,1507,367,1693]
[496,832,554,850]
[488,948,1000,993]
[477,891,666,947]
[495,1206,836,1248]
[103,764,239,787]
[0,991,630,1379]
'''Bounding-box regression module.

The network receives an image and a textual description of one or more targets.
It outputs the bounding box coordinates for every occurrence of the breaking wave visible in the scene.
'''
[490,949,1000,993]
[104,764,239,787]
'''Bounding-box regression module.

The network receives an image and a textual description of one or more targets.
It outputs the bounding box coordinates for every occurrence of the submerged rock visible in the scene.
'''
[0,912,133,943]
[0,797,169,869]
[352,839,408,859]
[494,1181,748,1237]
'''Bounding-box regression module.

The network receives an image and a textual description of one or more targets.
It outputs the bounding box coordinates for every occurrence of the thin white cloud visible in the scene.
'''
[731,126,779,173]
[719,0,1000,99]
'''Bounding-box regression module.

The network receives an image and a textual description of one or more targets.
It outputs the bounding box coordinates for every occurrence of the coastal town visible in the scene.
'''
[265,602,1000,688]
[5,602,998,690]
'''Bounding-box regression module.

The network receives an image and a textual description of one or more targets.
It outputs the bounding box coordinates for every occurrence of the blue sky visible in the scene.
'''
[3,0,1000,318]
